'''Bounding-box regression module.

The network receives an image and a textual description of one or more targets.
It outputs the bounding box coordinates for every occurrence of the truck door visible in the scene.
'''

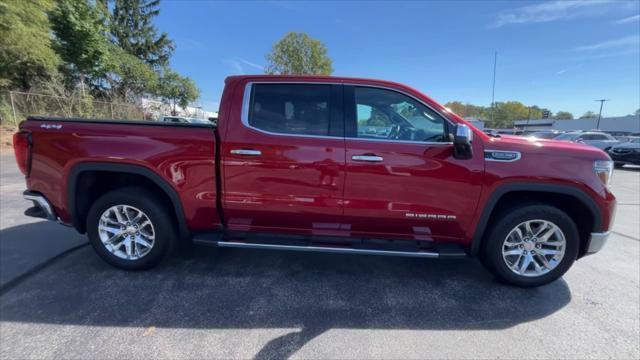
[221,82,346,236]
[342,85,483,243]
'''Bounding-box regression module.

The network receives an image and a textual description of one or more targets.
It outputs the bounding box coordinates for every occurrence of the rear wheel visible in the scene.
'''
[86,187,176,270]
[482,204,579,287]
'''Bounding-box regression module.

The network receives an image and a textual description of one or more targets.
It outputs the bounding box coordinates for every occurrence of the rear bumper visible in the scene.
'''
[23,190,57,221]
[585,231,611,255]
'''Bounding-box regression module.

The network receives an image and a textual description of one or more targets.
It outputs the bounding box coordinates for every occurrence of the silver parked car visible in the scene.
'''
[553,131,619,150]
[160,116,212,125]
[527,130,564,139]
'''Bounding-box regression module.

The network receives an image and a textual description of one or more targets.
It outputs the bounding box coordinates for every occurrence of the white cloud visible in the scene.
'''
[267,0,297,11]
[239,59,264,71]
[555,69,568,75]
[574,48,640,61]
[492,0,613,27]
[574,35,640,51]
[613,14,640,24]
[223,59,264,75]
[180,38,206,50]
[224,59,244,75]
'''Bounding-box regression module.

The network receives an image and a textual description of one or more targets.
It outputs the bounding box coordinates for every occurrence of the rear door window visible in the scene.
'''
[248,84,334,137]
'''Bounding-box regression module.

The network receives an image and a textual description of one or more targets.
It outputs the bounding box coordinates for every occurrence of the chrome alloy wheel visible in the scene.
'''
[98,205,155,260]
[502,219,566,277]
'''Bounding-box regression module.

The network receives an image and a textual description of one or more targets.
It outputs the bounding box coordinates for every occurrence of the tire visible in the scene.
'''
[481,204,579,287]
[86,187,176,270]
[614,162,624,169]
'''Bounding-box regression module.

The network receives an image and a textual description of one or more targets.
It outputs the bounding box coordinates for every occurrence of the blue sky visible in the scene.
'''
[156,0,640,117]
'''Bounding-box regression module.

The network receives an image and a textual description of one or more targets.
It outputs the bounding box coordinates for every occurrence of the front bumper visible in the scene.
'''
[585,231,611,255]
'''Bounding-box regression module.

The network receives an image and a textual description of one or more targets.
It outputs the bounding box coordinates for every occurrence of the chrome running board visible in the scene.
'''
[216,241,441,258]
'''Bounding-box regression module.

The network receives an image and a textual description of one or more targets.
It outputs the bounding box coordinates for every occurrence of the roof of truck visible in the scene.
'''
[224,74,486,140]
[225,74,420,90]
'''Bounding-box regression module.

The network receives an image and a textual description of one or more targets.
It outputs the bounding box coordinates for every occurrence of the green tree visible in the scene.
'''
[444,101,486,118]
[528,106,545,120]
[156,69,199,114]
[554,111,573,120]
[266,32,333,75]
[0,0,60,91]
[580,111,597,118]
[491,101,531,128]
[49,0,111,91]
[107,45,158,101]
[444,100,562,128]
[111,0,174,68]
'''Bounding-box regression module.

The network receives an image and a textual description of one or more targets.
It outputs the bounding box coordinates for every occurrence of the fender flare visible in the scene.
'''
[470,183,602,256]
[67,162,190,239]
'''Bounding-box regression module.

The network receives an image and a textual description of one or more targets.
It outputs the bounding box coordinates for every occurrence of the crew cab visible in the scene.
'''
[13,75,616,287]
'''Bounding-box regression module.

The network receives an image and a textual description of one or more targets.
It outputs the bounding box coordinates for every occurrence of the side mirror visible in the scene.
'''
[453,124,473,160]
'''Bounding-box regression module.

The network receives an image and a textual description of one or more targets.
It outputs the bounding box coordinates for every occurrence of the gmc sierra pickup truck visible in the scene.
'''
[13,75,616,287]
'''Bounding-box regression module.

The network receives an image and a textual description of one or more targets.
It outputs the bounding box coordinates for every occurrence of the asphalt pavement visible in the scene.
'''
[0,153,638,359]
[0,154,86,289]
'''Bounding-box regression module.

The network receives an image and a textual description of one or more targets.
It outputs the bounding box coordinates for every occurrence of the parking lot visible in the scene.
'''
[0,154,638,359]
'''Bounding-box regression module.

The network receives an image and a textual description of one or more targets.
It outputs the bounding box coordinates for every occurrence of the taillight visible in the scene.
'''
[13,131,32,176]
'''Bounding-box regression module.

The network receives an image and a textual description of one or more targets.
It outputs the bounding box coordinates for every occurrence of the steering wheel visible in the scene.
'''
[387,124,401,139]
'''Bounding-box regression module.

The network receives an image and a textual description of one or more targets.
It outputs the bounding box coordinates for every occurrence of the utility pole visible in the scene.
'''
[594,99,610,130]
[9,91,18,126]
[490,51,497,125]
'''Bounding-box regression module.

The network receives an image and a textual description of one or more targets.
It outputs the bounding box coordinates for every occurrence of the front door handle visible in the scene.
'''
[230,149,261,156]
[352,155,383,162]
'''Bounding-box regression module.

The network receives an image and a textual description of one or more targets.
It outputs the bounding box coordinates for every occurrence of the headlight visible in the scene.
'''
[594,160,613,187]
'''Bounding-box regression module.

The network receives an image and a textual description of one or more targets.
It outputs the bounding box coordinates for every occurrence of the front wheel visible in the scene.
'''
[86,187,176,270]
[482,204,579,287]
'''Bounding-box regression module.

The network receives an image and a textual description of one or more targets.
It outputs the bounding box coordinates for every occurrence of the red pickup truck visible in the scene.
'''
[13,75,616,287]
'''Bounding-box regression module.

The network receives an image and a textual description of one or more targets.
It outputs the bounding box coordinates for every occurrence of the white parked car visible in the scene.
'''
[160,116,189,123]
[553,131,619,150]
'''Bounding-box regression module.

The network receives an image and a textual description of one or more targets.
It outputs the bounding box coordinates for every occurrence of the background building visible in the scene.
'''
[514,115,640,134]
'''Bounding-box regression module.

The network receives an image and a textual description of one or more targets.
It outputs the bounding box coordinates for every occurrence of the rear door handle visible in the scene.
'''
[230,149,261,156]
[352,155,383,162]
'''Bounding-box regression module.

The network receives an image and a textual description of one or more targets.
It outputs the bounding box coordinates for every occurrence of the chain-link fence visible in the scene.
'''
[2,91,145,125]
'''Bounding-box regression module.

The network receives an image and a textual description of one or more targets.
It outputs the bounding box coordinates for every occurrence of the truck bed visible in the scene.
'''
[19,116,221,235]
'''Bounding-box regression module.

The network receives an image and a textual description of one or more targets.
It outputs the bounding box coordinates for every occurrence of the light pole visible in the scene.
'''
[490,51,497,125]
[594,99,610,130]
